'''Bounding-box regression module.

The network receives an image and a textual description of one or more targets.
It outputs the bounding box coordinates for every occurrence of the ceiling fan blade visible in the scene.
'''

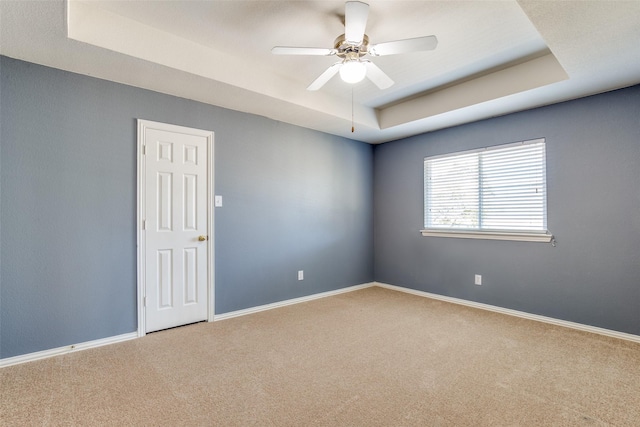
[364,61,394,89]
[369,35,438,56]
[272,47,337,56]
[307,63,342,91]
[345,1,369,45]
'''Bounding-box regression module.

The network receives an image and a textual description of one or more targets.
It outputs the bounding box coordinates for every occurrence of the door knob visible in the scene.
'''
[198,235,207,241]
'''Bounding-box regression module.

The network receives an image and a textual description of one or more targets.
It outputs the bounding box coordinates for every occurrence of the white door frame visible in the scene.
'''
[136,119,215,337]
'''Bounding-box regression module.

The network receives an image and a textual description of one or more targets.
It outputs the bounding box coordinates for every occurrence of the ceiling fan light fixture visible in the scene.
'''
[272,1,437,91]
[339,60,366,84]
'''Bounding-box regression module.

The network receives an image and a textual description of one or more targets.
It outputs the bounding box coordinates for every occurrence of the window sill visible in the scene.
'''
[420,229,553,243]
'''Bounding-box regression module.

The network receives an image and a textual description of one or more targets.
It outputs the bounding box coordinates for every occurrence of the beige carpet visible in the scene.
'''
[2,287,639,426]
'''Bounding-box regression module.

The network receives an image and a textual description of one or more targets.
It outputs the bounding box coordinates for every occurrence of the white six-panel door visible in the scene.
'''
[138,120,213,334]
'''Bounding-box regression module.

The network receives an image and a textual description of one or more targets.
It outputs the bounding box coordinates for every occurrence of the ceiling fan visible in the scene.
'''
[271,1,438,91]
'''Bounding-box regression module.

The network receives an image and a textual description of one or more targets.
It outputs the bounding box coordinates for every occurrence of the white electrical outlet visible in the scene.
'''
[475,274,482,285]
[298,270,304,281]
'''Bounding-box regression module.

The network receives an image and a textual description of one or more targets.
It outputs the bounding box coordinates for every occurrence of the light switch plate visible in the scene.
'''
[214,195,223,207]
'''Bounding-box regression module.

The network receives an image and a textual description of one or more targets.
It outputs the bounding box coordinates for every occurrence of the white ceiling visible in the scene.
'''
[2,1,640,144]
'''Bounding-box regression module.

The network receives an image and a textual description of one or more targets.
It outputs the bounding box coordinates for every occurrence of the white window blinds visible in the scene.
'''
[424,139,547,234]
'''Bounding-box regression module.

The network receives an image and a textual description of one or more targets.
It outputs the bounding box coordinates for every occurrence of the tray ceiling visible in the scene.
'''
[2,1,640,143]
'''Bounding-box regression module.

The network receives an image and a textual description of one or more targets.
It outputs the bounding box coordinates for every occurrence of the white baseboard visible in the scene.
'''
[374,282,640,344]
[214,282,376,321]
[3,281,637,367]
[0,332,138,368]
[0,284,375,368]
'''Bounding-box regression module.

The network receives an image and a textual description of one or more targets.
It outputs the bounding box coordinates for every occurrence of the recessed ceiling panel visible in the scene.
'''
[2,0,639,143]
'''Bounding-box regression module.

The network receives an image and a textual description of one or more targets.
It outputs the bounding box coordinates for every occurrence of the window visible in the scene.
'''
[422,138,552,242]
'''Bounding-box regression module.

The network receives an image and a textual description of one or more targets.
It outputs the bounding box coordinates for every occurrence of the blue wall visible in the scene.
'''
[0,57,374,358]
[374,85,640,335]
[2,55,639,360]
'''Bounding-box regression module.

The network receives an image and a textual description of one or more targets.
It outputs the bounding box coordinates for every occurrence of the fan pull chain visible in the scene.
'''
[351,87,355,133]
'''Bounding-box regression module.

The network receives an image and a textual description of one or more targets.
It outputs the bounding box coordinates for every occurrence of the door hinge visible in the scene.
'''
[142,144,146,155]
[143,220,147,230]
[143,296,147,307]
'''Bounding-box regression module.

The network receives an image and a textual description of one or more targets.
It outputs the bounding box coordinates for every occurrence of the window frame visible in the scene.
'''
[421,138,553,243]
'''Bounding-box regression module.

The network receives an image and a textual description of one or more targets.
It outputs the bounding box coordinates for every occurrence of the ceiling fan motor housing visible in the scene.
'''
[334,34,369,59]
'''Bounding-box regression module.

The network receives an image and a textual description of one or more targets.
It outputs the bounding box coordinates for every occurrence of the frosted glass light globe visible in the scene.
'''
[339,60,366,83]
